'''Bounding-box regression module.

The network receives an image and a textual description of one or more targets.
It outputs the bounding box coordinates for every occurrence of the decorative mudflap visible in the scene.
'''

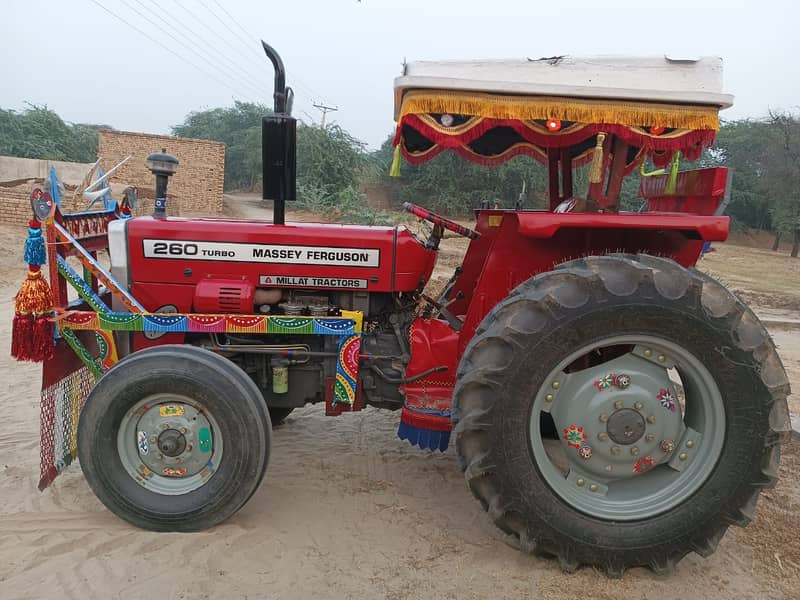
[397,317,459,452]
[398,403,451,452]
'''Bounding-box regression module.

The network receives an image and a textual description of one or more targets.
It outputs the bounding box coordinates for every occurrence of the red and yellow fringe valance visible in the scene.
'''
[395,114,715,155]
[398,90,721,131]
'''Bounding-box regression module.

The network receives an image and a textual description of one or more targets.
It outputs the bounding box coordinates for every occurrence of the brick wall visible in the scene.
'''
[0,180,36,226]
[0,178,91,226]
[98,130,225,216]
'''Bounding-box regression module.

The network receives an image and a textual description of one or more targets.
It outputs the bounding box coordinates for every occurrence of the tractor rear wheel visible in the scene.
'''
[78,345,270,531]
[453,254,791,576]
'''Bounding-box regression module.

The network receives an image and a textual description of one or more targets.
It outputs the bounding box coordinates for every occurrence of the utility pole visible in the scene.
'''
[313,102,338,128]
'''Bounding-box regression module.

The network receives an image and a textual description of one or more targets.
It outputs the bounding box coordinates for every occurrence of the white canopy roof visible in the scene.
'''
[394,55,733,120]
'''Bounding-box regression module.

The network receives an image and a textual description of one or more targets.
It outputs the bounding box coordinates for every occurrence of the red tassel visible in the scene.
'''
[11,312,34,361]
[12,266,54,363]
[32,315,54,362]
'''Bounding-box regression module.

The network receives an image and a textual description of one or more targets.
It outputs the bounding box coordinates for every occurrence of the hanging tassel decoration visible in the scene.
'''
[665,150,682,195]
[389,144,402,177]
[11,311,34,361]
[589,133,607,184]
[12,267,54,362]
[23,219,47,266]
[32,313,55,362]
[12,213,55,361]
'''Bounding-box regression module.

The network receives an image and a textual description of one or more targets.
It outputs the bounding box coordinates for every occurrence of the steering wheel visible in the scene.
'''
[402,202,480,241]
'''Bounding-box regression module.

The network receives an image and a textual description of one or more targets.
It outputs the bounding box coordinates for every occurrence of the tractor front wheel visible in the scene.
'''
[78,345,270,531]
[453,254,791,576]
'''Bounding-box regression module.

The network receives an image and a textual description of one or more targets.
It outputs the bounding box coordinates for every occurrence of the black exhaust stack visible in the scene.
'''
[261,41,296,225]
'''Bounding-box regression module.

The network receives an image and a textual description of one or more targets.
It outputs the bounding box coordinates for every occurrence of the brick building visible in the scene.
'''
[0,130,224,227]
[0,179,39,226]
[98,130,225,216]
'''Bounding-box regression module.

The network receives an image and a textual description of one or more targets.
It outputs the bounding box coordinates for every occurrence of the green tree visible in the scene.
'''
[171,102,368,198]
[704,119,773,230]
[0,104,107,163]
[171,101,267,190]
[375,134,550,215]
[761,111,800,256]
[296,123,365,194]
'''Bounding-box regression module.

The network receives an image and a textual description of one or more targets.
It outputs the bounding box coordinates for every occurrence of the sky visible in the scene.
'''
[1,0,798,149]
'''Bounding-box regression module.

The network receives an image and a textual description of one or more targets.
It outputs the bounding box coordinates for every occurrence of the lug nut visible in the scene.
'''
[657,355,666,363]
[679,452,688,461]
[156,453,163,460]
[614,400,624,410]
[634,402,643,410]
[599,414,609,423]
[631,447,640,456]
[611,446,621,456]
[686,440,695,448]
[644,349,653,357]
[552,381,561,390]
[645,433,655,442]
[647,415,657,424]
[187,444,193,451]
[604,465,613,472]
[576,478,585,487]
[598,432,609,441]
[545,394,554,402]
[150,435,157,443]
[161,423,169,430]
[180,427,188,434]
[589,484,599,492]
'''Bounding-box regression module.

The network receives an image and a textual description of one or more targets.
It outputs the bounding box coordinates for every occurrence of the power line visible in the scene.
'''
[171,0,319,108]
[173,0,268,75]
[118,0,270,103]
[313,102,338,128]
[86,0,259,104]
[137,0,272,105]
[206,0,333,105]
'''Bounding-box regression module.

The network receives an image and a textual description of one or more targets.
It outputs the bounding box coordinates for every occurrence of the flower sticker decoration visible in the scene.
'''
[633,456,656,474]
[657,388,677,412]
[578,445,593,460]
[563,425,587,448]
[614,373,631,389]
[594,373,617,391]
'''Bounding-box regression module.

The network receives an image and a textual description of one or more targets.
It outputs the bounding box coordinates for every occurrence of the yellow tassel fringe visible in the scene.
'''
[15,270,54,314]
[589,133,607,184]
[399,90,720,131]
[389,145,402,177]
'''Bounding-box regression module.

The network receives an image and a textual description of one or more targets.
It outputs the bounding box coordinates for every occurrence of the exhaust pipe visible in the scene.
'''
[261,41,296,225]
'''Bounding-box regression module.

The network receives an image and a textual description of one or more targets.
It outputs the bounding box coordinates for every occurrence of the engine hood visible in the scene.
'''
[121,216,436,294]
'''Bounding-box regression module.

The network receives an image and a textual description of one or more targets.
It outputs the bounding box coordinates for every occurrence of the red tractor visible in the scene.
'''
[21,45,791,576]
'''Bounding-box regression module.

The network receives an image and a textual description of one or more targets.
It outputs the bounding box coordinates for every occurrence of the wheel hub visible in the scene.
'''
[545,346,691,483]
[606,408,646,445]
[120,396,220,492]
[532,339,724,521]
[157,429,187,457]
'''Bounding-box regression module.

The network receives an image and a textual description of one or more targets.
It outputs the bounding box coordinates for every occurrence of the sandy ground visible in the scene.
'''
[0,200,798,599]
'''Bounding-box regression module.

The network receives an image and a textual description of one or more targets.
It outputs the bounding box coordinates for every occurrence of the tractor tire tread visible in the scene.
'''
[452,253,791,576]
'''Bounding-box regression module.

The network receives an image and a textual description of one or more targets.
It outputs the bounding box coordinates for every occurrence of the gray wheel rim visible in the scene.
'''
[117,393,224,495]
[529,335,725,521]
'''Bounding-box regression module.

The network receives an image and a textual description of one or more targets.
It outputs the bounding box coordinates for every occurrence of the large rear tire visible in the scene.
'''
[78,345,270,531]
[453,254,791,576]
